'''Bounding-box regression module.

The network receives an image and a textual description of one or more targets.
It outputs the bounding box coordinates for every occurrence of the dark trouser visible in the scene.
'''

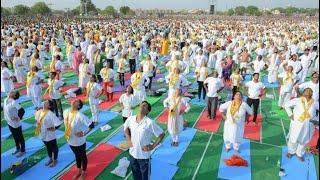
[52,99,63,118]
[70,143,88,171]
[107,59,114,69]
[118,72,125,86]
[43,139,58,160]
[232,86,239,97]
[207,97,218,119]
[147,76,153,90]
[8,125,25,152]
[123,117,128,123]
[129,59,136,74]
[129,155,150,180]
[197,81,206,100]
[247,98,259,122]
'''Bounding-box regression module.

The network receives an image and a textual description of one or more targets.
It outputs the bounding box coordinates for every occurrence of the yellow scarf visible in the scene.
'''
[232,74,241,86]
[82,63,88,75]
[20,49,25,58]
[34,109,49,137]
[94,53,100,64]
[170,60,180,73]
[169,96,181,134]
[131,72,142,89]
[101,68,110,81]
[64,110,78,141]
[86,82,94,97]
[298,97,313,122]
[230,100,242,123]
[30,57,37,69]
[66,44,72,55]
[50,59,57,71]
[26,71,36,87]
[283,72,293,86]
[169,73,179,88]
[47,79,55,94]
[12,57,17,70]
[118,59,125,71]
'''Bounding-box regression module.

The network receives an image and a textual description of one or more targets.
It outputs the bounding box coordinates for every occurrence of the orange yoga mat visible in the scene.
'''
[195,110,223,133]
[244,114,263,141]
[59,144,122,180]
[99,93,121,110]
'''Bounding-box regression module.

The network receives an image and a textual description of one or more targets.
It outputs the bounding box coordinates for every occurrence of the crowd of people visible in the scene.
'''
[1,15,319,179]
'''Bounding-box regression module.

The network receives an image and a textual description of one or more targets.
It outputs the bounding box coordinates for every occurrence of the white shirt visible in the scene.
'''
[298,81,319,101]
[48,79,64,99]
[35,110,62,142]
[63,109,92,146]
[3,98,22,128]
[119,94,138,117]
[245,81,265,99]
[204,77,224,97]
[300,54,312,69]
[87,82,102,105]
[124,115,163,159]
[253,60,266,73]
[278,72,297,93]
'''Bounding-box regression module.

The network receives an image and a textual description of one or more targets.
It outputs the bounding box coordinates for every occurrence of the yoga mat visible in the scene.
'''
[244,114,263,141]
[16,95,32,104]
[218,139,251,180]
[62,71,76,78]
[59,143,121,180]
[195,110,223,133]
[20,89,27,96]
[60,84,77,92]
[96,111,118,128]
[152,128,197,165]
[1,122,33,140]
[106,129,126,148]
[14,82,25,89]
[151,159,179,180]
[41,83,49,89]
[1,130,64,173]
[124,72,131,81]
[23,106,37,119]
[190,98,206,107]
[16,142,93,180]
[99,93,121,110]
[308,129,319,148]
[262,77,280,88]
[281,146,317,180]
[1,92,7,97]
[157,110,169,124]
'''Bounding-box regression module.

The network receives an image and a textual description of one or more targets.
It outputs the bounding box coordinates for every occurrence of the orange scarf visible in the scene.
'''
[298,97,313,122]
[131,72,142,89]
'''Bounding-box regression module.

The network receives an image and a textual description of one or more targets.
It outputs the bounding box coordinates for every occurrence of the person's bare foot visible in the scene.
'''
[298,156,305,162]
[235,149,240,154]
[12,150,20,155]
[225,148,231,152]
[174,142,179,147]
[253,122,257,126]
[49,160,57,167]
[72,169,82,180]
[79,171,87,180]
[45,159,53,166]
[16,151,26,157]
[286,153,293,158]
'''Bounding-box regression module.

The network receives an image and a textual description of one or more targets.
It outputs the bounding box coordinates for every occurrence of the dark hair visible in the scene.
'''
[127,85,134,94]
[142,101,152,114]
[91,74,97,82]
[13,91,20,100]
[77,99,83,110]
[311,71,318,77]
[47,100,55,111]
[2,61,8,67]
[232,91,243,100]
[253,72,259,77]
[50,71,57,77]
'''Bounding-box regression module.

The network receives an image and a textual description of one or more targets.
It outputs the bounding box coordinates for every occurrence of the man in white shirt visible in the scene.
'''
[48,72,65,120]
[3,91,26,157]
[252,55,267,73]
[204,71,224,120]
[124,101,165,180]
[245,73,266,125]
[128,43,138,74]
[295,72,319,102]
[299,49,312,82]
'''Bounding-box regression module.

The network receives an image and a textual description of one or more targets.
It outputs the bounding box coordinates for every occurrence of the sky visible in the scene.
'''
[1,0,319,11]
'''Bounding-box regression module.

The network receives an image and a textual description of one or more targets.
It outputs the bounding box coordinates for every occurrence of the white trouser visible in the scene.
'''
[171,134,179,142]
[32,96,42,108]
[278,92,291,107]
[288,141,306,157]
[90,103,99,123]
[225,140,240,151]
[300,69,309,83]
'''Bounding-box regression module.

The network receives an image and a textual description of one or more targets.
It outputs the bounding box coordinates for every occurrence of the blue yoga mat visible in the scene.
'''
[190,98,206,107]
[106,129,126,147]
[152,128,197,165]
[281,146,317,180]
[96,111,118,128]
[80,105,90,113]
[23,106,37,120]
[1,122,33,140]
[17,96,32,104]
[218,139,251,180]
[1,130,64,173]
[15,142,93,180]
[1,92,7,97]
[151,159,178,180]
[262,76,280,88]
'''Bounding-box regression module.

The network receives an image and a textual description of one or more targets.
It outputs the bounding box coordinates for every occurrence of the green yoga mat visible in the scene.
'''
[62,71,76,78]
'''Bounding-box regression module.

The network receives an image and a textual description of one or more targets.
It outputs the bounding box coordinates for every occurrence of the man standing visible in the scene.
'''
[245,73,266,125]
[124,101,165,180]
[204,71,224,120]
[284,88,319,161]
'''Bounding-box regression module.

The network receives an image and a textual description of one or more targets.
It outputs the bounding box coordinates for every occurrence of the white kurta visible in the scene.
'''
[131,73,150,103]
[119,93,139,118]
[87,82,102,122]
[79,63,94,88]
[267,54,279,83]
[219,101,253,149]
[1,67,14,93]
[166,74,189,98]
[13,57,25,83]
[35,110,62,142]
[163,97,190,135]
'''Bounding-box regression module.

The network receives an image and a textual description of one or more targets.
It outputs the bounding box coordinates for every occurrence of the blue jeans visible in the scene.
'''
[129,155,150,180]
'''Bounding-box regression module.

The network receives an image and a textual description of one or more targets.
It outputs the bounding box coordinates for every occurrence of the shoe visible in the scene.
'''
[16,151,26,157]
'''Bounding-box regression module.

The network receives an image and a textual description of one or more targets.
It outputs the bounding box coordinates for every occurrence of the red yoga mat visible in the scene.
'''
[60,84,77,92]
[68,94,87,103]
[99,93,121,110]
[14,82,25,88]
[124,72,131,81]
[63,68,74,72]
[41,83,49,89]
[20,88,27,95]
[195,110,223,133]
[59,144,122,180]
[308,129,319,148]
[244,114,263,141]
[157,110,169,124]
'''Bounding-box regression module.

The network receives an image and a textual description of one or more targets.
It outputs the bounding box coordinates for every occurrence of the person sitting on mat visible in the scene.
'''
[124,101,165,180]
[163,89,190,146]
[64,99,94,179]
[34,100,62,167]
